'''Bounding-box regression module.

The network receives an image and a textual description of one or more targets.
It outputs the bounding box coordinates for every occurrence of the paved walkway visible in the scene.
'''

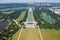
[17,28,23,40]
[38,26,43,40]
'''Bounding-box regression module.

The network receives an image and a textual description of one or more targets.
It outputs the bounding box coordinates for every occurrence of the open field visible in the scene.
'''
[16,11,26,22]
[41,29,60,40]
[2,11,14,14]
[11,28,60,40]
[20,28,41,40]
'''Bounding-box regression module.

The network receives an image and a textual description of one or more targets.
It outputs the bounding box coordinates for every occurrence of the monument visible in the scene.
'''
[24,8,37,28]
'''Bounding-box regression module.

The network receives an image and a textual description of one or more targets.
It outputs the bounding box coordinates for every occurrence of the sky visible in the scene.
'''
[0,0,60,3]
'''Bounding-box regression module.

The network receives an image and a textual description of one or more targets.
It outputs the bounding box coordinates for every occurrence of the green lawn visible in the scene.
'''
[12,11,26,40]
[2,11,14,14]
[11,28,60,40]
[41,29,60,40]
[16,11,26,22]
[12,28,41,40]
[12,29,20,40]
[20,28,41,40]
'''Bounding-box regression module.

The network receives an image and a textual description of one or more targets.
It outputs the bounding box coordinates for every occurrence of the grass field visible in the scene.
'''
[16,11,26,22]
[11,28,60,40]
[20,28,41,40]
[12,29,20,40]
[41,29,60,40]
[2,11,14,14]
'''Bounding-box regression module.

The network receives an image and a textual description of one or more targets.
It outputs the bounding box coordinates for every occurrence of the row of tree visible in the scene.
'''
[33,8,60,30]
[0,17,20,40]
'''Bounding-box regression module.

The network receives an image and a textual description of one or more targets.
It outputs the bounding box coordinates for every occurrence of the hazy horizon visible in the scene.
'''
[0,0,60,3]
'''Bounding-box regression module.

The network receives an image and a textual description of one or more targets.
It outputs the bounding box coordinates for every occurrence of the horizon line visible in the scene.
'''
[0,1,60,3]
